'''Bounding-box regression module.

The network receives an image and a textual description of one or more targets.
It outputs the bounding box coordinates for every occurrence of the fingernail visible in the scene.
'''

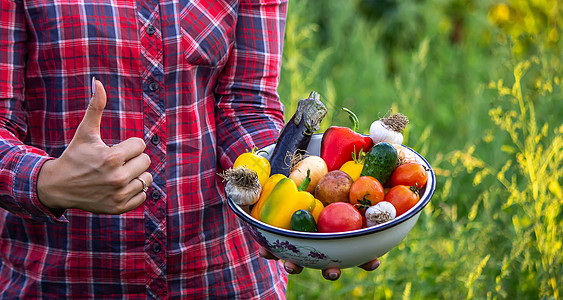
[284,265,294,274]
[370,260,381,271]
[328,272,338,280]
[91,76,96,95]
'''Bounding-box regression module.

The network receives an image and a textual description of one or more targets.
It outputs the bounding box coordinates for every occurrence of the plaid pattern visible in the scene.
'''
[0,0,288,298]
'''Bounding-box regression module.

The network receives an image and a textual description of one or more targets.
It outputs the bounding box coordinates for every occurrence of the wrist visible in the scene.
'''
[37,159,63,209]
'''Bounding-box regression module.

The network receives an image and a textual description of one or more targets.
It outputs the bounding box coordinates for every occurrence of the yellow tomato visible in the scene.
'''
[339,160,363,181]
[233,148,271,187]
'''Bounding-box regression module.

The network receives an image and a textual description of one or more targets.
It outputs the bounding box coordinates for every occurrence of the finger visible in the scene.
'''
[358,258,381,271]
[75,77,107,141]
[113,173,152,214]
[322,268,341,281]
[103,171,151,207]
[110,137,147,162]
[116,188,147,214]
[283,261,303,275]
[258,247,279,260]
[121,153,151,179]
[134,172,153,193]
[118,172,153,200]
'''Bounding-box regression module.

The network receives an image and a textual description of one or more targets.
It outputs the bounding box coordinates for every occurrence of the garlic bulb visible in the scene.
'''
[365,201,396,227]
[369,113,409,145]
[220,167,262,206]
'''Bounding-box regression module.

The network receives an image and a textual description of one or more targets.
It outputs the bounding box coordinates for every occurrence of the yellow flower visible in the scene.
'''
[488,3,510,26]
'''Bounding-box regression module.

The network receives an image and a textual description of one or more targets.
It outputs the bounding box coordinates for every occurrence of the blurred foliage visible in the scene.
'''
[278,0,562,299]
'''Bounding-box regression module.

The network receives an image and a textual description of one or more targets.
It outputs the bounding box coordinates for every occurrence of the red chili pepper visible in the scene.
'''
[320,108,374,171]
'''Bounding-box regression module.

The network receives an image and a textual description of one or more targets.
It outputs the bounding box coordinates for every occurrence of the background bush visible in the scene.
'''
[277,0,562,299]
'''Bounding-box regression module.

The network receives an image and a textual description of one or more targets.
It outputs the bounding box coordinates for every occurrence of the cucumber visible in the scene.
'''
[290,210,318,232]
[360,142,398,184]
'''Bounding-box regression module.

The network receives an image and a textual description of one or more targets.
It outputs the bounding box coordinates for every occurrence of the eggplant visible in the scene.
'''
[269,91,327,176]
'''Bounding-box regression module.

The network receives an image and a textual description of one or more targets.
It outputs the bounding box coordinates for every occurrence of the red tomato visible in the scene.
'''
[389,163,428,188]
[317,202,363,233]
[384,185,420,216]
[349,176,384,210]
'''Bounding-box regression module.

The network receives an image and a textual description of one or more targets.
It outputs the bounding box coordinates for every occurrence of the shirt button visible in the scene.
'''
[151,134,161,145]
[152,243,161,253]
[151,190,161,200]
[146,25,156,36]
[149,82,159,92]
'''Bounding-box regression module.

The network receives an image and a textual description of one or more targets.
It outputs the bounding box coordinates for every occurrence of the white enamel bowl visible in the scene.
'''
[227,134,436,269]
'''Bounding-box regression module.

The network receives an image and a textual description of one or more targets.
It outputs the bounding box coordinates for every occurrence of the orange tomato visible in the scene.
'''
[384,185,420,216]
[389,162,428,188]
[348,176,384,211]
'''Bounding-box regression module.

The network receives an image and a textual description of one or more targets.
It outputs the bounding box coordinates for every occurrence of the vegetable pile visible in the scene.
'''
[222,92,429,234]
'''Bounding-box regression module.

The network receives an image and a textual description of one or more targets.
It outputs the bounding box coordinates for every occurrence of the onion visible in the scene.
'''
[392,144,418,165]
[289,155,328,194]
[369,113,409,145]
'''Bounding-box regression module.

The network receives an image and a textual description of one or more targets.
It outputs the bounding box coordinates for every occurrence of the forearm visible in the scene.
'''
[0,0,65,222]
[215,0,288,168]
[0,127,64,222]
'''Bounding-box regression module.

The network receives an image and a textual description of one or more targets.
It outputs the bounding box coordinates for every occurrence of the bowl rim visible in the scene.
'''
[226,139,436,240]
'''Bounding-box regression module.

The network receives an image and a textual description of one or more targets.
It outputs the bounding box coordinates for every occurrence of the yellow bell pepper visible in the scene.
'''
[311,199,324,222]
[250,174,286,220]
[259,177,316,230]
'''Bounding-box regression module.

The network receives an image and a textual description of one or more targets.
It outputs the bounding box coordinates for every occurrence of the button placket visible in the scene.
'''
[138,0,166,297]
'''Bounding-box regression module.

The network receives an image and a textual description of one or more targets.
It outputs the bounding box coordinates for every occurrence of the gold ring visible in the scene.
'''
[136,177,148,192]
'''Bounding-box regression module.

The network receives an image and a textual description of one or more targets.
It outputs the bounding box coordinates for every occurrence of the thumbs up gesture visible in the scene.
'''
[37,78,153,214]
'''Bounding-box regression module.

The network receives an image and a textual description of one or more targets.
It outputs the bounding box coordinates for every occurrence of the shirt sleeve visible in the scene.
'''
[0,0,67,223]
[215,0,287,169]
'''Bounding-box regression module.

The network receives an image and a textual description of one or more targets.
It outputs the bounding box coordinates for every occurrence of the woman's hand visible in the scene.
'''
[37,79,153,215]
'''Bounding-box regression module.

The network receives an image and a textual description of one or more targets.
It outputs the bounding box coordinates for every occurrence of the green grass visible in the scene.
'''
[278,1,563,299]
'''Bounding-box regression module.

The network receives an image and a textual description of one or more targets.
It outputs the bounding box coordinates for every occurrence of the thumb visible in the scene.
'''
[75,77,107,141]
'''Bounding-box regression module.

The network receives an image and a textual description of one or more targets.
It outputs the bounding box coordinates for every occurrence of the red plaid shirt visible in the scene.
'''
[0,0,288,298]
